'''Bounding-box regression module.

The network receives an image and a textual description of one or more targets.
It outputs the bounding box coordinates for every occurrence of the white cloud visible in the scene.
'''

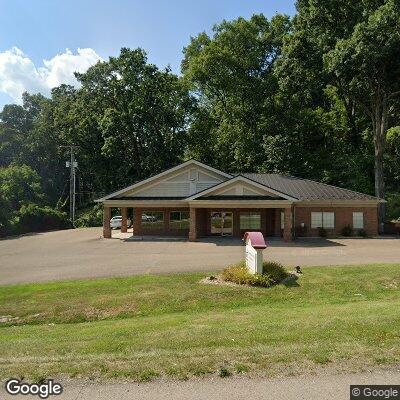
[0,47,103,104]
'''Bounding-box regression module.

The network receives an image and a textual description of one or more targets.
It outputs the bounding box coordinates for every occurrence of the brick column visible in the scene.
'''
[283,206,293,242]
[189,207,197,241]
[233,210,241,238]
[103,206,111,238]
[274,209,282,237]
[133,208,142,236]
[164,209,170,235]
[121,207,128,233]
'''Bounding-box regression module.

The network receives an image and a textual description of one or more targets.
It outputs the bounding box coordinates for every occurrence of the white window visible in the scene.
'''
[311,212,323,228]
[323,212,335,228]
[240,212,261,230]
[353,212,364,229]
[170,211,190,230]
[311,212,335,229]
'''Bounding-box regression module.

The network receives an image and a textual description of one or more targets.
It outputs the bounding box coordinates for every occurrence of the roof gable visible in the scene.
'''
[186,175,297,201]
[96,160,231,201]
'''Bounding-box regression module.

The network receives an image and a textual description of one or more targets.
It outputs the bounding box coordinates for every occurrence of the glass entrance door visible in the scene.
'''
[211,212,233,236]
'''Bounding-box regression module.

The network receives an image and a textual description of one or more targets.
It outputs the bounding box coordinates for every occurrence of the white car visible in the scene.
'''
[110,215,132,229]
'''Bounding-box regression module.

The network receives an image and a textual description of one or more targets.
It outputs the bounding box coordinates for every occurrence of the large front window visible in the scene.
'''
[170,211,190,230]
[353,212,364,229]
[141,212,164,230]
[240,212,261,230]
[311,212,335,229]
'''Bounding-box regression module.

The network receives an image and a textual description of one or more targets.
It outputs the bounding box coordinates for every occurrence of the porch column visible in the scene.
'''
[103,206,112,238]
[121,207,128,233]
[189,207,197,241]
[274,209,282,237]
[133,208,142,236]
[164,209,170,235]
[283,206,293,242]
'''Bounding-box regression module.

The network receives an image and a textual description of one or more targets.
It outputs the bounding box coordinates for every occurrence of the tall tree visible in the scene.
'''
[325,0,400,205]
[278,0,400,224]
[74,48,194,193]
[182,14,292,172]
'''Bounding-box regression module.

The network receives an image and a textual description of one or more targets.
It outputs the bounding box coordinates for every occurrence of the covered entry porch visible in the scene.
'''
[102,200,295,241]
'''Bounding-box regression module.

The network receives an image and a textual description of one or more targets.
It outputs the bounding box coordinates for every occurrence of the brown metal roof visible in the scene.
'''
[240,174,380,201]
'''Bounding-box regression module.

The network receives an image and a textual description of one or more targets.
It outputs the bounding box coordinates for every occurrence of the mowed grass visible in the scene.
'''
[0,264,400,381]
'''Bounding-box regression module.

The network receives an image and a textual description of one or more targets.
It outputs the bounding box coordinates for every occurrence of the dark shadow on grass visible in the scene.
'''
[281,278,300,287]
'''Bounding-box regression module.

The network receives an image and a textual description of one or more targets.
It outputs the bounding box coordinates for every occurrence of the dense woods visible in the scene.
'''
[1,0,399,236]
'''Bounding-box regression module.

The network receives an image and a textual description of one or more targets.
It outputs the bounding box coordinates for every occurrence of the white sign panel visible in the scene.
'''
[245,243,263,274]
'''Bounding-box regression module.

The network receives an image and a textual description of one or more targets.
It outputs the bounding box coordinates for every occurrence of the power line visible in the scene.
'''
[60,145,79,226]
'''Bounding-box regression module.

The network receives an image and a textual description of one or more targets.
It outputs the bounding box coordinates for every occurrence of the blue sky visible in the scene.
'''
[0,0,295,109]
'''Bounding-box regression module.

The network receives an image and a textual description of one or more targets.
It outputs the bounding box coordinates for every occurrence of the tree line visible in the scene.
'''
[0,0,399,235]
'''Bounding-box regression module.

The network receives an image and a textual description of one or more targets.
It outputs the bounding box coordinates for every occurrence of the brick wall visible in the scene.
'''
[295,206,378,237]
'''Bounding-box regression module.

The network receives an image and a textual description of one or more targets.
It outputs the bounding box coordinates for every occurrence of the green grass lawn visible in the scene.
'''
[0,264,400,381]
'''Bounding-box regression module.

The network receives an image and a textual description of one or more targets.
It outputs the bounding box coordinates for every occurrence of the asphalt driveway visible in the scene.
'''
[0,227,399,285]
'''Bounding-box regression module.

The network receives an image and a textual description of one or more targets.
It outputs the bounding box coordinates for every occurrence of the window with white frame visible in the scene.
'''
[240,212,261,230]
[311,212,335,229]
[311,212,323,228]
[170,211,190,230]
[353,212,364,229]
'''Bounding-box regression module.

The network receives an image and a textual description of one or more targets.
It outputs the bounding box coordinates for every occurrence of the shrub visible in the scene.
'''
[221,260,288,288]
[262,261,288,284]
[318,227,327,237]
[341,225,353,237]
[75,204,103,227]
[358,229,368,237]
[220,261,252,285]
[16,204,70,234]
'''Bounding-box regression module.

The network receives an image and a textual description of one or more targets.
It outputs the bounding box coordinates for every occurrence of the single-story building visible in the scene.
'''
[96,160,384,241]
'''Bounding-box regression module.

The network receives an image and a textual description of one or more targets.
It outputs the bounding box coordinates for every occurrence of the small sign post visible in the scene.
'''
[243,232,267,274]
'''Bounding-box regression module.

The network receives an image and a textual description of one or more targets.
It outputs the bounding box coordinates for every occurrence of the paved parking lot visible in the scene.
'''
[0,227,399,285]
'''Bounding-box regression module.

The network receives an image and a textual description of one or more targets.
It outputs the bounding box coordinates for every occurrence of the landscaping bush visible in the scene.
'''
[358,229,368,237]
[220,261,253,285]
[341,225,353,237]
[221,260,288,288]
[75,204,103,227]
[262,261,288,284]
[318,227,327,237]
[16,204,70,234]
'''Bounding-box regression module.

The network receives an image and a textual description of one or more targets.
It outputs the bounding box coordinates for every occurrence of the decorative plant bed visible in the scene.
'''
[200,260,301,288]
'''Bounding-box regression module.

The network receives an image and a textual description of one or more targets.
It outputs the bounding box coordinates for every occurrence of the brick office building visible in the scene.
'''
[96,160,383,241]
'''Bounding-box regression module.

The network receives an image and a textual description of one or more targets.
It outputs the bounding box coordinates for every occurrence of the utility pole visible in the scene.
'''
[61,145,79,226]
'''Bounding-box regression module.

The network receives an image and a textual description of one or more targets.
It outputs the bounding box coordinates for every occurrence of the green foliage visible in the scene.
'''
[262,261,288,283]
[1,3,400,227]
[0,164,43,210]
[220,262,253,285]
[15,204,70,234]
[341,225,354,237]
[221,260,287,287]
[318,227,327,238]
[75,204,103,227]
[0,165,46,237]
[358,229,368,238]
[386,193,400,221]
[182,14,292,172]
[75,48,194,192]
[218,367,231,378]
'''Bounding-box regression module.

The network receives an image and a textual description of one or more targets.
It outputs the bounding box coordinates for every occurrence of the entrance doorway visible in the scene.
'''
[210,212,233,236]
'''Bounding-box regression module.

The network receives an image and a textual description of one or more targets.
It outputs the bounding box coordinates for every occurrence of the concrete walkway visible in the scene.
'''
[3,370,400,399]
[0,227,399,285]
